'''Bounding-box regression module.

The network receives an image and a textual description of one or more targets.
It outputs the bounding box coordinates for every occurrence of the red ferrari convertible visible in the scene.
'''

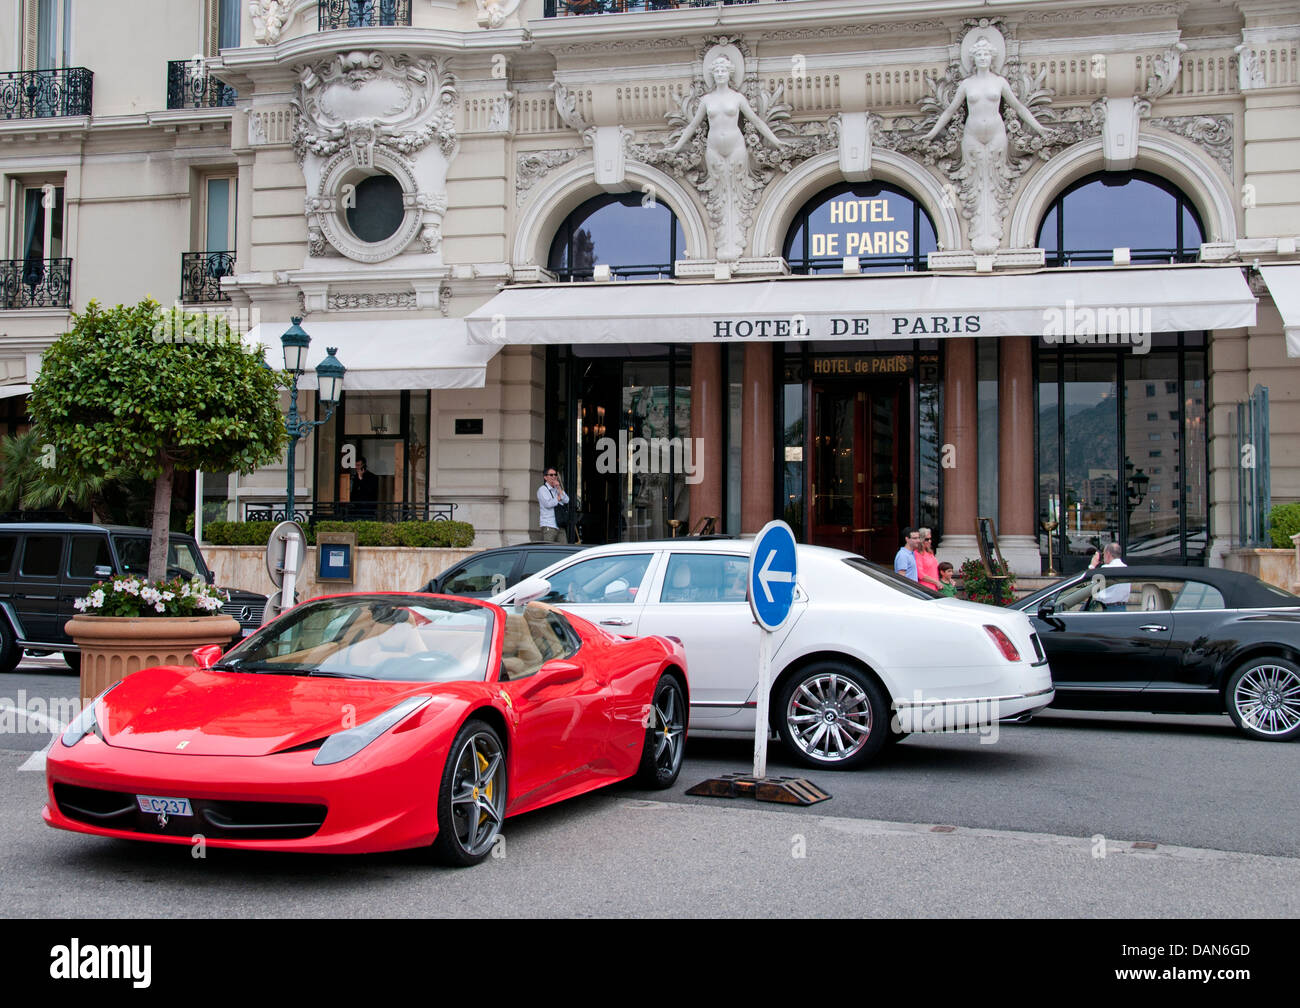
[44,593,688,865]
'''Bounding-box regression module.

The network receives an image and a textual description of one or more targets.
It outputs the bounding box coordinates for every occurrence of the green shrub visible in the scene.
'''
[202,519,474,549]
[958,556,1016,606]
[203,521,282,546]
[1268,502,1300,549]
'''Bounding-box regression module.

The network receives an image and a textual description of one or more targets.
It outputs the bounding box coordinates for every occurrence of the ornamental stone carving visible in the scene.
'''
[249,0,287,45]
[516,149,583,206]
[630,37,836,263]
[475,0,522,29]
[1146,114,1233,177]
[890,20,1101,254]
[292,51,458,264]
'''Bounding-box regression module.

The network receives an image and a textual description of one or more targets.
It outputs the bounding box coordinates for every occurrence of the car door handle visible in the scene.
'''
[599,618,633,627]
[1139,624,1168,632]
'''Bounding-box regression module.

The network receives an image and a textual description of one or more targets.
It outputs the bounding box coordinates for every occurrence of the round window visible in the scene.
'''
[345,174,405,244]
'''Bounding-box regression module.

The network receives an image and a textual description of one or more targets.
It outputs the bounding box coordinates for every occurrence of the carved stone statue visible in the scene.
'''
[475,0,522,28]
[1235,44,1266,91]
[249,0,287,45]
[924,27,1046,253]
[665,50,788,262]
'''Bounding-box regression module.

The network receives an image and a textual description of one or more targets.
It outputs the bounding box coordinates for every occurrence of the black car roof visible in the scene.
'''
[0,523,194,539]
[1024,564,1298,609]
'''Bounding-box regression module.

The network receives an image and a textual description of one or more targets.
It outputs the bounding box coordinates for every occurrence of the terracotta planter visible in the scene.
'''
[66,614,241,699]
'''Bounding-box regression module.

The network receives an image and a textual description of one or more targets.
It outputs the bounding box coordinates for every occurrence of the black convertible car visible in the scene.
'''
[1012,565,1300,741]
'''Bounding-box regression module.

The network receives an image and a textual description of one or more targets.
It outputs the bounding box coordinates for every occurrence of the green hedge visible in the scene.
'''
[202,519,474,549]
[1268,503,1300,549]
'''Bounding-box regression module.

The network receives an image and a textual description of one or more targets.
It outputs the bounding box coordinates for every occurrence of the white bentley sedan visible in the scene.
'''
[493,539,1054,769]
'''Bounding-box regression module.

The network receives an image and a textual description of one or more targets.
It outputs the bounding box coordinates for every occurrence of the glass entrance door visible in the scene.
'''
[810,382,906,562]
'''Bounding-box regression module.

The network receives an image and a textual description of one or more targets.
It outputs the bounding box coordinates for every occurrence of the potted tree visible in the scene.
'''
[28,299,287,696]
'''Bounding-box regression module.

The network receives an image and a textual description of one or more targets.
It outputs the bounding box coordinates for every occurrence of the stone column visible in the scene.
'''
[689,344,724,533]
[937,337,979,566]
[741,342,774,533]
[998,334,1039,574]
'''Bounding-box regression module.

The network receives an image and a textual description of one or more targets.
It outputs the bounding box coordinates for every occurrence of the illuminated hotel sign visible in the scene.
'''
[808,197,911,258]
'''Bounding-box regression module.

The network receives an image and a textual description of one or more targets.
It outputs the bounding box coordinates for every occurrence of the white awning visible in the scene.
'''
[244,319,498,390]
[466,265,1257,345]
[1259,265,1300,357]
[0,383,32,399]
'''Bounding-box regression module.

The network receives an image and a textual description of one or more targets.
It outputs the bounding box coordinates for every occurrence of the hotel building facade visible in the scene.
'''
[1,0,1297,575]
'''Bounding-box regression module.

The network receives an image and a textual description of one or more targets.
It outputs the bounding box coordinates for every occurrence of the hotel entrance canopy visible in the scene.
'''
[466,265,1256,345]
[244,319,498,390]
[1258,265,1300,357]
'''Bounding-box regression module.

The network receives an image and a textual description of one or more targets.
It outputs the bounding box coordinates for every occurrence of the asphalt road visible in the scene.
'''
[3,657,1297,918]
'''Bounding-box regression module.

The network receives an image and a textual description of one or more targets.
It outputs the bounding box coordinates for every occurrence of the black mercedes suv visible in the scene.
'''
[0,524,267,673]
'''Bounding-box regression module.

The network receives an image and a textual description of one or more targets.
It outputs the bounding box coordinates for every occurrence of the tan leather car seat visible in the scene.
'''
[501,610,544,680]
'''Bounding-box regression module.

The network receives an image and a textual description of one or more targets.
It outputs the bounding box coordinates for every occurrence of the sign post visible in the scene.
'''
[685,520,830,806]
[264,521,307,621]
[748,520,798,780]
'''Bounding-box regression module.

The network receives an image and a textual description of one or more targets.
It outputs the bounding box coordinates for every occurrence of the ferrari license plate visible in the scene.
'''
[136,795,193,817]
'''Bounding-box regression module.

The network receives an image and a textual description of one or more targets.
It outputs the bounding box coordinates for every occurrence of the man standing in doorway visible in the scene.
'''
[537,466,569,543]
[895,527,921,581]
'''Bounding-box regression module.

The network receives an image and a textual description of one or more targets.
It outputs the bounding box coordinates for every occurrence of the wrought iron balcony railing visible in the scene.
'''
[244,500,458,523]
[543,0,757,15]
[181,251,235,303]
[0,258,72,309]
[318,0,412,30]
[0,67,92,119]
[166,60,236,110]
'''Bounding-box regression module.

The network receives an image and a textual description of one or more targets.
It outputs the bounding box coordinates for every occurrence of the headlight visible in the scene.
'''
[61,683,120,747]
[312,695,431,766]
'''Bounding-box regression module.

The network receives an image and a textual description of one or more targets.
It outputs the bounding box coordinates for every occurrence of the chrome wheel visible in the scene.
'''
[446,727,506,860]
[777,663,888,769]
[636,676,686,788]
[1229,660,1300,741]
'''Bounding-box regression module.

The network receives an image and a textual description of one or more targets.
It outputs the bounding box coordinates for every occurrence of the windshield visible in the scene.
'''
[842,557,942,600]
[113,535,208,581]
[219,596,496,683]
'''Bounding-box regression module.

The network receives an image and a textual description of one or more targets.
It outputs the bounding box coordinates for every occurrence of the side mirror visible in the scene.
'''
[1037,602,1056,621]
[191,644,224,669]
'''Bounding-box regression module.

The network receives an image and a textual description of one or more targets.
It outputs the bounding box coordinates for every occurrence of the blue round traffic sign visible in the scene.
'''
[749,520,798,631]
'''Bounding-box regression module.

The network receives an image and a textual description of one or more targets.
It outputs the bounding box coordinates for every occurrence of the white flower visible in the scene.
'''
[154,602,165,613]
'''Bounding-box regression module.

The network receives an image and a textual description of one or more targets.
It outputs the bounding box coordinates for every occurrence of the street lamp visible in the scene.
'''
[281,317,345,521]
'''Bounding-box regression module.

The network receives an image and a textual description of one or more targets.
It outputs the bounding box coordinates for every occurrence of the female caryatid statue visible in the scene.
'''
[925,31,1047,253]
[669,54,787,262]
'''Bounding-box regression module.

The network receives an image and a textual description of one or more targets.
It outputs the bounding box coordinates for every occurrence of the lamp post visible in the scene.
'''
[281,317,345,521]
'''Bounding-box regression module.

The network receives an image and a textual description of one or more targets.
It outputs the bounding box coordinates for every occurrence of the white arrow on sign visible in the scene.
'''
[758,548,794,603]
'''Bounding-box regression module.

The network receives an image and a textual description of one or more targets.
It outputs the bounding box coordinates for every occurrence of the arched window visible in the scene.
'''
[548,193,685,281]
[1037,171,1204,266]
[783,182,937,274]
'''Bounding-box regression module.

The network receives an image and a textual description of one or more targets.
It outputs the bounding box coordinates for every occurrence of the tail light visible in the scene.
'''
[984,625,1021,662]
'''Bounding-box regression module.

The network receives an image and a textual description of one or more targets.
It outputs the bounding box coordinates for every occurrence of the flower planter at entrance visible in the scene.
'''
[66,615,241,699]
